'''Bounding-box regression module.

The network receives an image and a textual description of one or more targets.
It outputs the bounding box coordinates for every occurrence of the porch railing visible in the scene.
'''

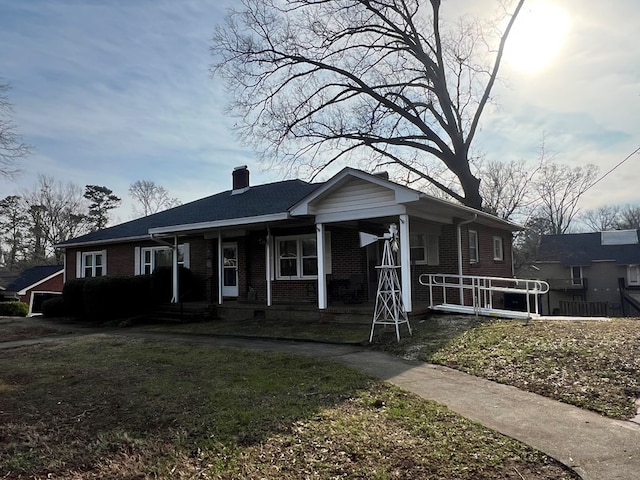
[418,274,550,319]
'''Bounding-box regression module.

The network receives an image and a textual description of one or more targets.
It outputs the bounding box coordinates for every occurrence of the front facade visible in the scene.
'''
[535,230,640,316]
[57,167,518,314]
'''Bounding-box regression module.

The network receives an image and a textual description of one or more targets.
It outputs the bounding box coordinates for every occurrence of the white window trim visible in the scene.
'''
[469,230,479,264]
[275,234,318,280]
[78,250,107,278]
[135,243,189,275]
[493,236,504,261]
[627,265,640,286]
[410,233,439,266]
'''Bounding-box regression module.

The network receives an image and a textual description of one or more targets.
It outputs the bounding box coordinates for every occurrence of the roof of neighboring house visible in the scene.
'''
[4,265,64,294]
[536,230,640,266]
[57,179,322,247]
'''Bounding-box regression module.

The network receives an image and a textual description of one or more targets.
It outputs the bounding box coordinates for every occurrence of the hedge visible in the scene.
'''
[0,301,29,317]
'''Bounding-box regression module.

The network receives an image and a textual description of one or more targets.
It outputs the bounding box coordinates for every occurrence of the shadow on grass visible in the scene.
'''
[0,336,373,478]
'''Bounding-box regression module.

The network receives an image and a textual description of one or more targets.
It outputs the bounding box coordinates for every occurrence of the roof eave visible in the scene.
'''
[148,212,291,235]
[55,235,152,249]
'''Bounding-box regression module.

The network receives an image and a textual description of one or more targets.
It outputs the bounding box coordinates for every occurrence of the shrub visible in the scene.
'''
[151,266,199,302]
[82,275,154,322]
[42,296,66,318]
[0,301,29,317]
[63,278,87,317]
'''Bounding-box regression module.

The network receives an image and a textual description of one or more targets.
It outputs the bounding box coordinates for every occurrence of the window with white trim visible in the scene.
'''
[469,230,479,264]
[571,266,583,286]
[82,251,105,278]
[410,233,439,265]
[493,236,504,261]
[276,235,318,279]
[140,245,185,275]
[628,265,640,286]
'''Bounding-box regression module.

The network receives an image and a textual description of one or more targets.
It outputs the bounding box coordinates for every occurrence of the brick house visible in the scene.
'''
[3,265,64,316]
[56,167,518,316]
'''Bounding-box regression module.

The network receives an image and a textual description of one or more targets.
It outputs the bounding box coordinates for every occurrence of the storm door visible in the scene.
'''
[222,243,239,297]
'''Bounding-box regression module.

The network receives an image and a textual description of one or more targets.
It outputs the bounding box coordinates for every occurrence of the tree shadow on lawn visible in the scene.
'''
[0,335,374,478]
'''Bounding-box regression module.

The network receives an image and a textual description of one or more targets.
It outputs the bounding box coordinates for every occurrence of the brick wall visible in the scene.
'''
[20,273,64,306]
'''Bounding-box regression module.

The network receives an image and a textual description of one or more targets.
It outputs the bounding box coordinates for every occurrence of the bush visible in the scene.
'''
[63,278,87,317]
[151,266,199,303]
[42,296,66,318]
[0,301,29,317]
[82,275,153,322]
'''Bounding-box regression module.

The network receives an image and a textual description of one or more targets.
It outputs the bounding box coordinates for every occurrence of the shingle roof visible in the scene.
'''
[58,179,322,247]
[5,265,63,293]
[536,231,640,265]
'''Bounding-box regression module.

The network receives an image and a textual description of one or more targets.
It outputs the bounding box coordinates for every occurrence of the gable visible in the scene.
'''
[312,178,397,215]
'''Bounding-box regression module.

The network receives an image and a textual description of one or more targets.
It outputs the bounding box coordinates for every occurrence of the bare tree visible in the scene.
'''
[616,204,640,230]
[22,175,90,262]
[129,180,181,217]
[532,163,599,234]
[580,205,621,232]
[476,157,541,221]
[212,0,526,209]
[0,81,30,178]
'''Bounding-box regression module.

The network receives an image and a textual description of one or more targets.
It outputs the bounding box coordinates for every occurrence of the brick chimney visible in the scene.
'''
[232,165,250,194]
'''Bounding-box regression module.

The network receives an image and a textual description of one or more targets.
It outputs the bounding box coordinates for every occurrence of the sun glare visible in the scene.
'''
[504,1,570,73]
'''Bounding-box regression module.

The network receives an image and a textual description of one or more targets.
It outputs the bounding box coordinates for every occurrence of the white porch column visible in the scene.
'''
[265,226,272,307]
[399,214,412,312]
[316,223,327,309]
[217,231,223,305]
[172,235,179,303]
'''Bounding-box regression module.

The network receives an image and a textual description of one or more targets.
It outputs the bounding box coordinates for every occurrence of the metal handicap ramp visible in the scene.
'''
[419,274,550,320]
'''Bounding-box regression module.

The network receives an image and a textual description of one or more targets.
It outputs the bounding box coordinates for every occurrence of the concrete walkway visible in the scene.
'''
[3,326,640,480]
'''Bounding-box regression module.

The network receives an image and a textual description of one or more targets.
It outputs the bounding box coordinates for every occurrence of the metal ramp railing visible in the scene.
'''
[418,274,550,319]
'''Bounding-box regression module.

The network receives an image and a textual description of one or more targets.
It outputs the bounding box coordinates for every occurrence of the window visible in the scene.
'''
[276,235,318,279]
[140,245,185,275]
[493,236,504,261]
[571,266,583,286]
[469,230,479,264]
[82,251,105,278]
[410,233,439,265]
[628,265,640,286]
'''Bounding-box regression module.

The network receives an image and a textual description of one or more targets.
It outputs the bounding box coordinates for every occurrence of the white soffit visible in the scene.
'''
[601,230,639,245]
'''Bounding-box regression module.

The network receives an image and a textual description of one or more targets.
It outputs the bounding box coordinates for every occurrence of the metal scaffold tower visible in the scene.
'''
[369,224,412,342]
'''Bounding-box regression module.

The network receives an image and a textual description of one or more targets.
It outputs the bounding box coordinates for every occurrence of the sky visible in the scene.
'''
[0,0,638,224]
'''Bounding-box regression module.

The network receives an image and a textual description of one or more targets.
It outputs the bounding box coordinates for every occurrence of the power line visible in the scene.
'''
[586,145,640,193]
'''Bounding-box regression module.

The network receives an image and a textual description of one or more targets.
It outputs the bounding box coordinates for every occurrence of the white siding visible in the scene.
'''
[313,178,396,215]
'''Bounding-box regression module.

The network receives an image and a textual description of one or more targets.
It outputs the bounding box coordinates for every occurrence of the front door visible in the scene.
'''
[222,243,238,297]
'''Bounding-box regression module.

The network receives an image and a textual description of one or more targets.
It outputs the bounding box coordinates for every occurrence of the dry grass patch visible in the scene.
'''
[0,335,577,479]
[0,317,72,342]
[389,317,640,419]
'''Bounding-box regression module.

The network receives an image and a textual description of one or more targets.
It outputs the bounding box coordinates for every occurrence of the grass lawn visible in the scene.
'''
[379,316,640,419]
[162,313,640,419]
[0,335,577,479]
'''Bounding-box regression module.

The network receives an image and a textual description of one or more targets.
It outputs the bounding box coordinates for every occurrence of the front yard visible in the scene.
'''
[0,334,576,479]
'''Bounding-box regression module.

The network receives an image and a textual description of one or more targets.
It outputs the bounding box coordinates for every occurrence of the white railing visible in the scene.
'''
[418,274,550,319]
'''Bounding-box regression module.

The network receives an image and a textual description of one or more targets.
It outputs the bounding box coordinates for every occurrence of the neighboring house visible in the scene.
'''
[535,230,640,317]
[55,167,519,318]
[3,265,64,316]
